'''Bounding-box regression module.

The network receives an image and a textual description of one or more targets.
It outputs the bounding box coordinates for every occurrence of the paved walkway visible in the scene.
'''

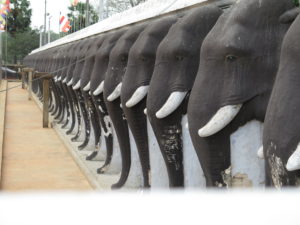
[1,82,92,191]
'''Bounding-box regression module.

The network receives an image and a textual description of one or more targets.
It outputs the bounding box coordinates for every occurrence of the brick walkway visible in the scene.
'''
[1,82,92,191]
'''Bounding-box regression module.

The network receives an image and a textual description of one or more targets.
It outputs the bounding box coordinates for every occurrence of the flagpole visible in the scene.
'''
[59,12,61,38]
[43,0,47,45]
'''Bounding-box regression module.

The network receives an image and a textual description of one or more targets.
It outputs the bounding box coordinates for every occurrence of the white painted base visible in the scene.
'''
[230,120,265,187]
[75,108,86,142]
[83,124,96,151]
[105,126,122,174]
[89,131,107,161]
[182,115,206,188]
[148,119,169,189]
[124,129,143,188]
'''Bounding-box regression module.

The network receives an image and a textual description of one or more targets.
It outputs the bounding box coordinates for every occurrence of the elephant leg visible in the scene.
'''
[56,82,66,124]
[124,99,150,188]
[149,114,184,187]
[106,98,131,189]
[77,91,91,150]
[61,84,72,129]
[50,82,60,116]
[54,83,64,120]
[70,88,83,141]
[194,134,231,187]
[66,86,77,135]
[86,94,102,160]
[92,95,114,174]
[97,135,113,174]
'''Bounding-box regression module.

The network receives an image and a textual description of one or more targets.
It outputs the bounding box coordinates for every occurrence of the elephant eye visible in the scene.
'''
[176,55,184,61]
[121,56,127,62]
[225,55,238,62]
[140,56,147,62]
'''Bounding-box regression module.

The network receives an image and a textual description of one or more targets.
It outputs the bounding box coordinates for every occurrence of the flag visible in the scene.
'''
[70,0,79,7]
[1,0,10,11]
[59,15,71,32]
[0,16,5,31]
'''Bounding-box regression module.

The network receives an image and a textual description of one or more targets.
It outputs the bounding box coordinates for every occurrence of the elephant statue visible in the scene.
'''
[89,29,126,173]
[121,15,178,188]
[263,7,300,187]
[78,35,106,153]
[146,5,223,187]
[104,23,147,189]
[187,0,295,187]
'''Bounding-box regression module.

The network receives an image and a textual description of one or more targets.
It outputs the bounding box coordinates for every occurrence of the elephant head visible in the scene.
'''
[121,16,178,188]
[80,34,106,92]
[187,0,295,187]
[71,37,96,90]
[90,29,126,96]
[263,8,300,187]
[146,5,222,187]
[103,23,147,189]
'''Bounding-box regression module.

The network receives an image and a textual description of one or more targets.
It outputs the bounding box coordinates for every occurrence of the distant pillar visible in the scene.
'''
[28,70,33,100]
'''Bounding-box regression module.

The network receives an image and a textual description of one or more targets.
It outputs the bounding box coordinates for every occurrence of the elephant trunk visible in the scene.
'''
[105,98,131,189]
[123,98,150,188]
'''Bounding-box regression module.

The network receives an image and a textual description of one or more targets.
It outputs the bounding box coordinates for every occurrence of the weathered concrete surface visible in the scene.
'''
[0,82,92,191]
[0,80,8,183]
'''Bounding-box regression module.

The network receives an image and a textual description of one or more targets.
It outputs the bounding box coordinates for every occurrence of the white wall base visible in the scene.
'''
[230,120,265,187]
[182,115,206,188]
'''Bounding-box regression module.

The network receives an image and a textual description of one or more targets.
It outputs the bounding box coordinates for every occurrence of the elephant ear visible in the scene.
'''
[279,7,300,23]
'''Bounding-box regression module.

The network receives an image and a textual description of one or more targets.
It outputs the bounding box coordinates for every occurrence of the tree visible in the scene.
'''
[1,0,39,64]
[7,0,32,36]
[2,29,39,64]
[67,2,99,33]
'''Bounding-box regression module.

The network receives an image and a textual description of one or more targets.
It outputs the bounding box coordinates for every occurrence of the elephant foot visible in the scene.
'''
[86,151,98,161]
[78,139,89,150]
[66,126,74,135]
[111,182,123,190]
[97,164,110,174]
[61,118,69,129]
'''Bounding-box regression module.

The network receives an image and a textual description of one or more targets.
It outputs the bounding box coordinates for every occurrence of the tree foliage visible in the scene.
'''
[7,0,32,36]
[67,2,99,33]
[2,0,39,64]
[2,29,39,63]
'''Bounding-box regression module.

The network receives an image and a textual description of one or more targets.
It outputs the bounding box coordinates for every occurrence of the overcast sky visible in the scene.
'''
[28,0,71,32]
[29,0,99,33]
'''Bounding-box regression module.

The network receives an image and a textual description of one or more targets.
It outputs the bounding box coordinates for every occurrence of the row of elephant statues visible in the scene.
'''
[23,0,300,189]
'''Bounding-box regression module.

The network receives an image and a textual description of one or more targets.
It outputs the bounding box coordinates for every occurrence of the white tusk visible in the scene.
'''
[93,81,104,96]
[125,85,149,108]
[57,76,62,81]
[156,91,187,119]
[54,76,58,82]
[73,80,81,90]
[62,77,67,83]
[144,108,147,115]
[257,146,264,159]
[67,78,73,86]
[107,83,122,102]
[286,143,300,171]
[83,81,91,91]
[198,104,242,137]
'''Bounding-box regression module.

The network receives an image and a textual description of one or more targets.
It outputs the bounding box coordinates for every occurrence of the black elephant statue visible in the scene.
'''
[188,0,295,187]
[146,5,223,187]
[263,7,300,187]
